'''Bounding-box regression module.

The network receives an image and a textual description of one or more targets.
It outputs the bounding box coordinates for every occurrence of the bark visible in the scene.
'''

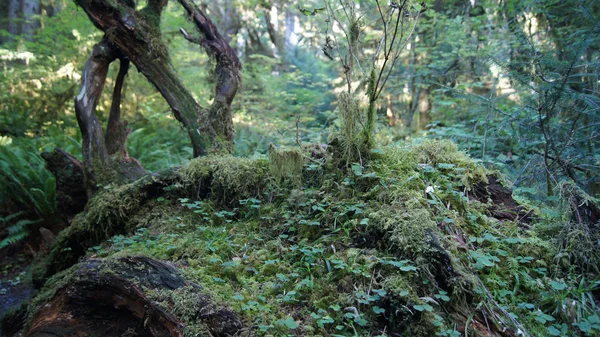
[177,0,241,151]
[74,36,115,172]
[105,58,131,156]
[74,36,145,193]
[20,0,39,39]
[7,0,20,39]
[24,257,243,337]
[75,0,240,156]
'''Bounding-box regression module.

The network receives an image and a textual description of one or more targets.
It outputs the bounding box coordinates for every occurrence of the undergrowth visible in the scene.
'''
[25,140,600,337]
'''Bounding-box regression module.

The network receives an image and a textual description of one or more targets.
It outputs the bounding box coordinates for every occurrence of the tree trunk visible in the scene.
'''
[74,0,240,157]
[74,36,145,193]
[20,0,39,39]
[284,7,297,52]
[418,87,431,130]
[7,0,20,40]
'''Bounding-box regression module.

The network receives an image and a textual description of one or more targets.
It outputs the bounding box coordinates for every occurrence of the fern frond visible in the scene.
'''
[0,211,25,224]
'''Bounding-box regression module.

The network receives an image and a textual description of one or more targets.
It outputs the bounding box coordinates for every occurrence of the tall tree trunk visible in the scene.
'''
[20,0,39,39]
[7,0,20,40]
[284,8,296,52]
[418,87,431,130]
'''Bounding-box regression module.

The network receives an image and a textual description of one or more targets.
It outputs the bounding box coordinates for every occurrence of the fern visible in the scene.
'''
[0,141,56,219]
[0,214,40,249]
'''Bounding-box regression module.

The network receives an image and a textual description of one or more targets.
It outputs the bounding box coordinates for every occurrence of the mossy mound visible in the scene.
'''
[17,141,600,337]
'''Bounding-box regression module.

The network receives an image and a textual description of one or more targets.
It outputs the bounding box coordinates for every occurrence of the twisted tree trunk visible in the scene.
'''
[75,0,240,158]
[70,0,241,191]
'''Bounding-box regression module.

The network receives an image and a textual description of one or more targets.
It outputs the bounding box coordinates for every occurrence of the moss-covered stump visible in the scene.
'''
[32,156,272,287]
[41,148,88,221]
[22,256,242,337]
[20,141,600,337]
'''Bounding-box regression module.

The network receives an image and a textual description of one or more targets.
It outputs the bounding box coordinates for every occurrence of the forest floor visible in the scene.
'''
[1,140,599,337]
[0,251,35,336]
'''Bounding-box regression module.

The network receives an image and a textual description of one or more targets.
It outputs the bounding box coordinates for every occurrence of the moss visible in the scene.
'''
[27,140,576,337]
[368,204,437,258]
[25,265,75,330]
[145,285,241,337]
[181,155,272,205]
[363,67,377,148]
[268,143,304,185]
[337,91,364,163]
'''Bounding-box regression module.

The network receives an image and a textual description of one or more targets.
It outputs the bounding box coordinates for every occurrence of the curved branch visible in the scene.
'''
[106,57,130,156]
[75,0,216,157]
[178,0,241,150]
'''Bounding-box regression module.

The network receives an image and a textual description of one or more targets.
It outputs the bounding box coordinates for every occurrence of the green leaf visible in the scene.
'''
[549,280,568,291]
[413,304,433,312]
[372,306,385,314]
[547,326,561,336]
[351,163,362,176]
[280,317,299,330]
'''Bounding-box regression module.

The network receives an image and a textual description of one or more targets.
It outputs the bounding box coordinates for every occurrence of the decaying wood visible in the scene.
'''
[471,175,532,223]
[41,148,87,220]
[24,256,243,337]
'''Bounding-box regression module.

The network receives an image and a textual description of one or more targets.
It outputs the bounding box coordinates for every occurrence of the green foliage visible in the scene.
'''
[2,1,600,336]
[0,141,56,221]
[0,212,40,249]
[29,139,600,336]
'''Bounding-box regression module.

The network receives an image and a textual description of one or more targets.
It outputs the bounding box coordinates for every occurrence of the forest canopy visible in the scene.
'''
[0,0,599,337]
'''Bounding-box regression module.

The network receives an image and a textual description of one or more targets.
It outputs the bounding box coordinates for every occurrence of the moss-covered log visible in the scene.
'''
[32,156,272,287]
[23,256,242,337]
[23,142,548,337]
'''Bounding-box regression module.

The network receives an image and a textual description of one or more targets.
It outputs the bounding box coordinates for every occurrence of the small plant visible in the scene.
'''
[0,212,40,249]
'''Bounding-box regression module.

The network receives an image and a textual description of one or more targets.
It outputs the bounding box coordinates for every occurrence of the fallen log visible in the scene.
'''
[22,256,243,337]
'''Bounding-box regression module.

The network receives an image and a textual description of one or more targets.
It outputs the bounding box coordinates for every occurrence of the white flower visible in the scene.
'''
[425,186,434,194]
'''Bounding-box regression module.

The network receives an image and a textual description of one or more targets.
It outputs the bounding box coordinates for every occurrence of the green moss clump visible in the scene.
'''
[338,91,364,163]
[181,155,272,205]
[268,143,304,185]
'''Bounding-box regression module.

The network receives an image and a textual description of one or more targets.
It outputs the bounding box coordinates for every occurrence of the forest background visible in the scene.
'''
[0,0,600,336]
[2,0,599,203]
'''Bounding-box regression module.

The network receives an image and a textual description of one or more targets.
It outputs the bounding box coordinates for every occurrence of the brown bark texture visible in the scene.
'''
[23,256,243,337]
[75,0,240,157]
[74,36,146,193]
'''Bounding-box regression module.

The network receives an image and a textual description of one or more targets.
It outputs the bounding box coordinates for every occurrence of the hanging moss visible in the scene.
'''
[338,91,364,163]
[363,67,378,148]
[268,143,304,185]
